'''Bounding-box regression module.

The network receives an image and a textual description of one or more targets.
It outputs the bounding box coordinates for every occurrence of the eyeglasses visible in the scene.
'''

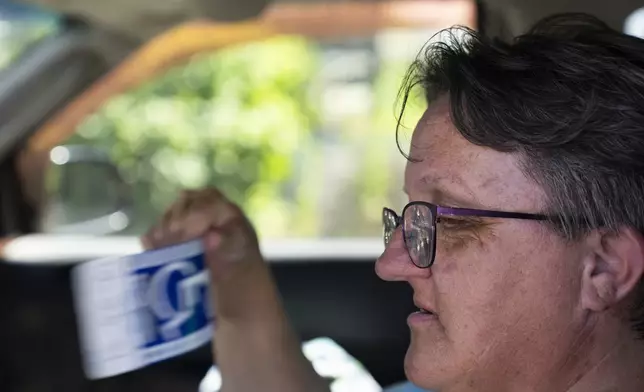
[383,201,548,268]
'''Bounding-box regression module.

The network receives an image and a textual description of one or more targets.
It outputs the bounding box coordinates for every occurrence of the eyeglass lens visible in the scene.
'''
[383,204,436,268]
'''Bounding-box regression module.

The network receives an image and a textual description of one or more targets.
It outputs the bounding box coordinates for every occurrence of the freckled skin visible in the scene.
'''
[376,98,587,392]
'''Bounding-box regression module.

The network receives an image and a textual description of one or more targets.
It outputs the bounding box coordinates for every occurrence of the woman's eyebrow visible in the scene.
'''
[403,174,484,209]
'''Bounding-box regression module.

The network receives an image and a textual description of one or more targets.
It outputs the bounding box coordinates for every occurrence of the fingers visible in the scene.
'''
[202,214,261,280]
[141,188,242,250]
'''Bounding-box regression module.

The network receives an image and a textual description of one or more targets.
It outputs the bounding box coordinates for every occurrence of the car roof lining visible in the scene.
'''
[16,0,644,44]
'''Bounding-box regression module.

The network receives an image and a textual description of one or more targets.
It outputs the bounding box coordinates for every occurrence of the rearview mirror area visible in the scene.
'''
[41,145,134,235]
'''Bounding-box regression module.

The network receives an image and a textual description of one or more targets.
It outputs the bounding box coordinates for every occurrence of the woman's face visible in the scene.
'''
[376,99,587,391]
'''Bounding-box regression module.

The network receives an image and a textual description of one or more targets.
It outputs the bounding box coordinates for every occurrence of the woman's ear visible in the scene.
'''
[581,227,644,312]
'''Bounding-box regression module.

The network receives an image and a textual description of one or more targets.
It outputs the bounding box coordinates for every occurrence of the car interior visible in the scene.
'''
[0,0,642,391]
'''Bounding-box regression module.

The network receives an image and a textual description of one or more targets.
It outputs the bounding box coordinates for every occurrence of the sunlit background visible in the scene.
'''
[2,1,471,240]
[57,4,472,240]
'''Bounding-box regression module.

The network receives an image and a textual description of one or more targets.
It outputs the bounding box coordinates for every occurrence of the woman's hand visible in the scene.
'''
[141,187,262,275]
[141,188,266,320]
[141,188,329,392]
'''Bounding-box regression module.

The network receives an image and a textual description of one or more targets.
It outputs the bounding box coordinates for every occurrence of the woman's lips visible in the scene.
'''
[408,309,439,326]
[409,299,439,326]
[413,298,437,316]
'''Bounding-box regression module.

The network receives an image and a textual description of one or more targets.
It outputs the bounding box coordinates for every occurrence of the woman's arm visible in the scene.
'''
[213,260,329,392]
[142,188,329,392]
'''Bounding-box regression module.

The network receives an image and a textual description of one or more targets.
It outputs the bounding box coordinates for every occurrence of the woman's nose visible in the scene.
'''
[375,227,431,281]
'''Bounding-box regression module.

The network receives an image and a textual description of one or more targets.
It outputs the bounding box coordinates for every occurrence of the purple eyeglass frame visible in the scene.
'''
[383,201,548,268]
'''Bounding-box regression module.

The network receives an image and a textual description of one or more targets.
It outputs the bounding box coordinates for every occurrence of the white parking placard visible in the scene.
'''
[72,240,212,379]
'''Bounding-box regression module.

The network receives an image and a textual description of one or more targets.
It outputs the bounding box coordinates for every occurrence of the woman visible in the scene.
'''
[143,13,644,392]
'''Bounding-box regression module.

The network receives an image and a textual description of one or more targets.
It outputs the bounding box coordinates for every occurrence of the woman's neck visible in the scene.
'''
[564,330,644,392]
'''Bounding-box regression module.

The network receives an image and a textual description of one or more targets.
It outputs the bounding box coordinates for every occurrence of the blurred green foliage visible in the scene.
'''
[66,35,423,239]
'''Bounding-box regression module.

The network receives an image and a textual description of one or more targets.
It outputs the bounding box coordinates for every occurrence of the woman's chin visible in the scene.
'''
[404,335,453,390]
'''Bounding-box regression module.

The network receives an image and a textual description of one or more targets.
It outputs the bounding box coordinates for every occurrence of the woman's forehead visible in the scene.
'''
[406,105,546,211]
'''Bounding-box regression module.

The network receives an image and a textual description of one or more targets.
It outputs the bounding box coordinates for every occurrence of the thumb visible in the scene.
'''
[203,228,233,281]
[202,223,258,281]
[204,229,223,254]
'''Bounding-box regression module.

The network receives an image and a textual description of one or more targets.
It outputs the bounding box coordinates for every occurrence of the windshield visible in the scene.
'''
[38,1,474,239]
[59,29,448,239]
[0,2,61,70]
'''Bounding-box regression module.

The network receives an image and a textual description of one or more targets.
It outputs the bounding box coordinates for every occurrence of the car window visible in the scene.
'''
[53,10,473,240]
[625,7,644,38]
[0,3,61,70]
